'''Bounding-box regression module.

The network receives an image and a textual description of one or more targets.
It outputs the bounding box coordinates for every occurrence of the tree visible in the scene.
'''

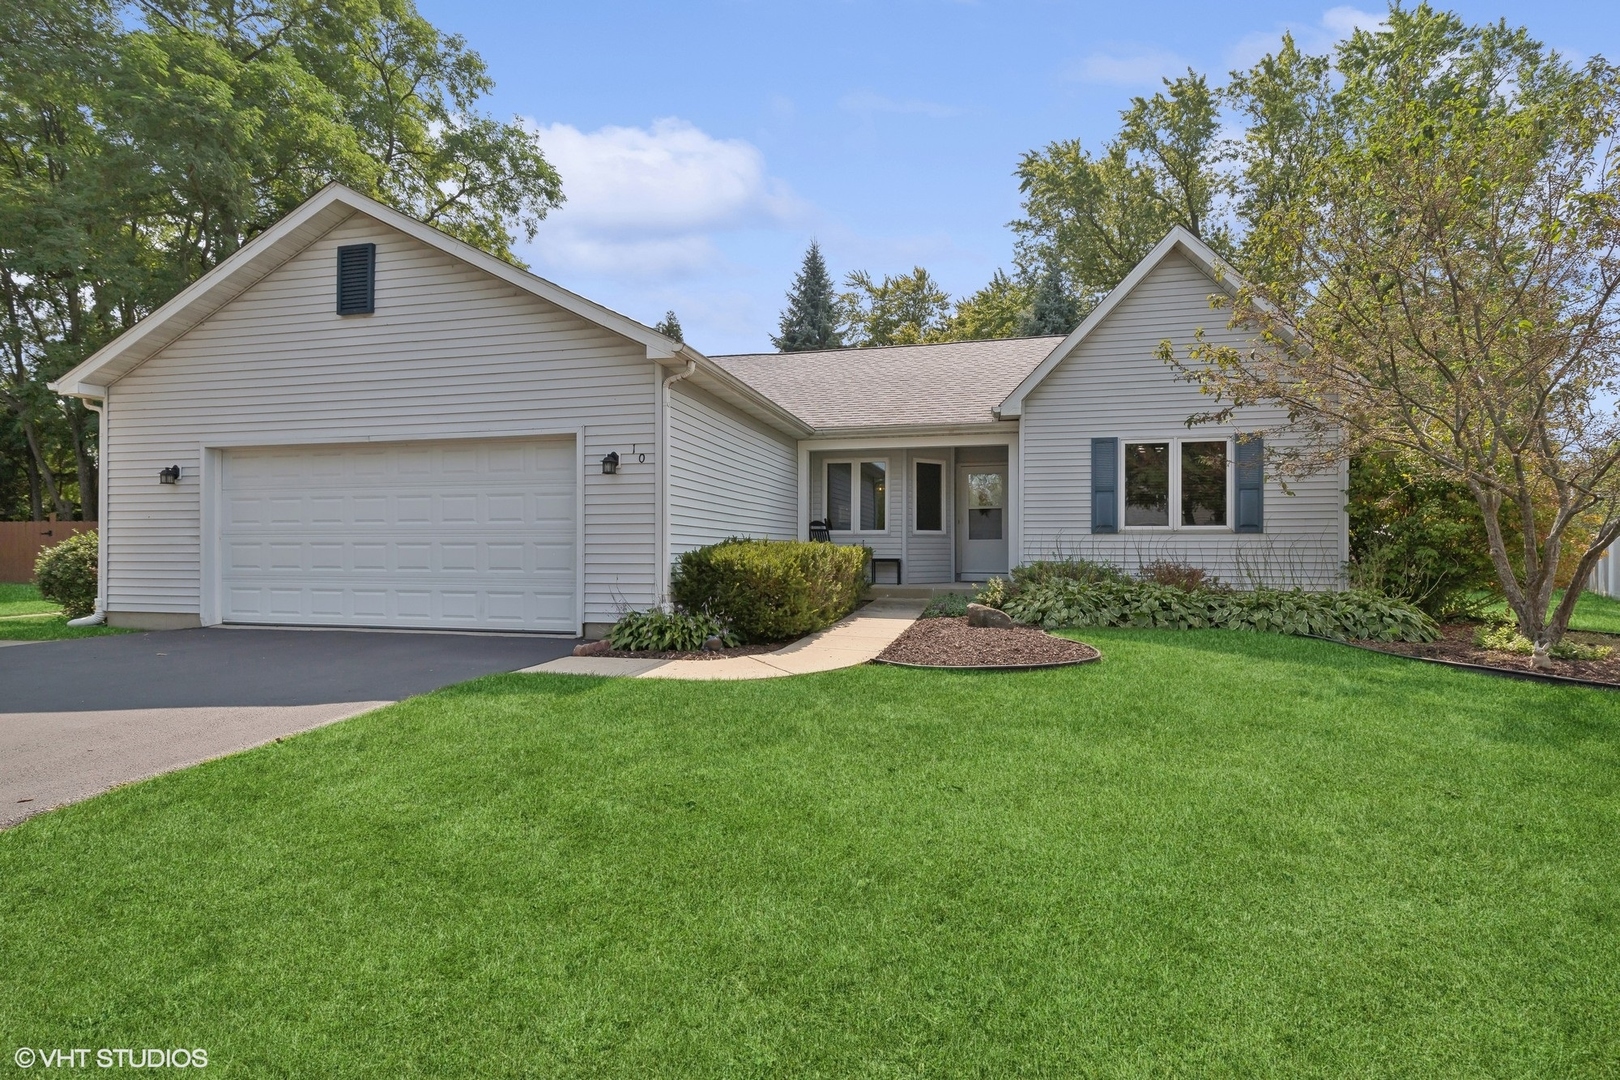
[1019,262,1080,336]
[1012,71,1227,309]
[1167,4,1620,667]
[0,0,562,520]
[939,270,1031,341]
[838,267,952,347]
[773,240,841,351]
[653,310,683,342]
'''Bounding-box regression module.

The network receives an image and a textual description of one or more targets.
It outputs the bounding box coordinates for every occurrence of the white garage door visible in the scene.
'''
[221,438,577,632]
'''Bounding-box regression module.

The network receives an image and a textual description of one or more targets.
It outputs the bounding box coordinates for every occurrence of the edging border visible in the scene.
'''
[871,651,1102,673]
[1328,637,1620,692]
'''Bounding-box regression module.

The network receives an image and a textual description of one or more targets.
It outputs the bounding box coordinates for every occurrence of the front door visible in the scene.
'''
[957,465,1008,579]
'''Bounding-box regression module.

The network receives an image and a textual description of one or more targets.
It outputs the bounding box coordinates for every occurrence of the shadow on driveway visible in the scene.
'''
[0,626,578,713]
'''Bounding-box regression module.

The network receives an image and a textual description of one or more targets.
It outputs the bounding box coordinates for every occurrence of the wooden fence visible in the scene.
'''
[0,520,96,584]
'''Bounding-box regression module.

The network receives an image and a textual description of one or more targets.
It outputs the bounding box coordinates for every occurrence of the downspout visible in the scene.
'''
[658,357,697,605]
[67,397,107,627]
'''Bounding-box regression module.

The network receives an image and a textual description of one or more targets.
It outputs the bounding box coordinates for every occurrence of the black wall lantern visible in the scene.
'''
[600,451,620,475]
[158,465,181,485]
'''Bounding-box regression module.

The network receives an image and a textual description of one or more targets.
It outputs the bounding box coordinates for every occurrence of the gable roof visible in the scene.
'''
[48,183,811,437]
[713,336,1062,436]
[995,226,1244,419]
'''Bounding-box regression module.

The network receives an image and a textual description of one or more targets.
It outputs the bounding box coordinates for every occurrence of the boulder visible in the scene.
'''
[966,602,1016,630]
[573,638,613,657]
[702,635,726,652]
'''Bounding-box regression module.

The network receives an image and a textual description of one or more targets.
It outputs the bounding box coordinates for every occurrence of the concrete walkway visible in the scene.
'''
[521,599,927,680]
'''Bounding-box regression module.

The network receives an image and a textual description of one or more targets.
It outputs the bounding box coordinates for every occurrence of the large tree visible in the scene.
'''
[0,0,562,521]
[1169,4,1620,666]
[1012,71,1227,311]
[838,267,952,347]
[773,240,841,351]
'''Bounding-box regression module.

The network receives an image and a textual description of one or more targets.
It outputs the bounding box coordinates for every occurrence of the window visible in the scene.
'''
[1121,439,1230,529]
[825,459,888,532]
[965,471,1004,540]
[914,460,944,532]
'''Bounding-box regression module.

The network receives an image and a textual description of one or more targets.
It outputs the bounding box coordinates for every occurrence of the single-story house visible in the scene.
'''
[51,183,1347,637]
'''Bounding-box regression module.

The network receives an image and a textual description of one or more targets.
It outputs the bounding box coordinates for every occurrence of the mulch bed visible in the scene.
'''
[876,617,1100,669]
[1355,623,1620,687]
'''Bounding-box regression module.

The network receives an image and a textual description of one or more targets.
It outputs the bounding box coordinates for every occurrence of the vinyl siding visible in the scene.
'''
[667,380,797,553]
[1019,251,1347,588]
[808,447,984,584]
[103,211,658,625]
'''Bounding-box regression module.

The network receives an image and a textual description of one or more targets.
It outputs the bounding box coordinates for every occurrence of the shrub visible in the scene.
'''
[1011,557,1126,591]
[1001,578,1437,643]
[920,593,971,619]
[608,608,738,652]
[34,530,98,619]
[974,577,1011,608]
[1473,620,1613,661]
[1137,560,1225,592]
[670,539,868,643]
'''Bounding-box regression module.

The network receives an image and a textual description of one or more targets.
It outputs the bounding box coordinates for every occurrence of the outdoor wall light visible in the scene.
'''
[158,465,181,485]
[600,452,620,475]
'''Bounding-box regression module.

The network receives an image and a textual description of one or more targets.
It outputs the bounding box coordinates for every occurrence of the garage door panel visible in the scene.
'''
[220,439,577,631]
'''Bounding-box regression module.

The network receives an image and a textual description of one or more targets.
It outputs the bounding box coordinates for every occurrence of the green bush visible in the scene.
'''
[670,539,869,643]
[920,593,971,619]
[34,530,98,619]
[609,608,738,652]
[1001,578,1437,643]
[1011,557,1126,591]
[1473,620,1612,661]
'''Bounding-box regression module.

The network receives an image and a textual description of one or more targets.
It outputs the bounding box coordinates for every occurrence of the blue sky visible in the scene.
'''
[414,1,1620,354]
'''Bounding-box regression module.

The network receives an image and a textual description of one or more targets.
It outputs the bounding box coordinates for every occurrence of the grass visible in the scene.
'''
[0,582,122,640]
[2,630,1617,1077]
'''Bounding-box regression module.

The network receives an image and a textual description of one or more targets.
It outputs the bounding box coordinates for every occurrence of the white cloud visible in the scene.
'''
[523,118,804,278]
[1226,6,1385,70]
[1066,46,1190,87]
[839,90,963,119]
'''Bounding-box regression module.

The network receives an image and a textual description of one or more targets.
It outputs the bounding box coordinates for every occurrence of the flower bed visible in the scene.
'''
[1354,624,1620,687]
[875,617,1099,670]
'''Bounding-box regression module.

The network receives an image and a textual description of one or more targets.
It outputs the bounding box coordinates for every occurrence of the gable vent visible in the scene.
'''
[336,243,376,315]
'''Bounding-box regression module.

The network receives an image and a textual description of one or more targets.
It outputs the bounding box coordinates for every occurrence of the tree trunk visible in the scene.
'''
[21,418,72,519]
[25,448,42,521]
[66,402,97,520]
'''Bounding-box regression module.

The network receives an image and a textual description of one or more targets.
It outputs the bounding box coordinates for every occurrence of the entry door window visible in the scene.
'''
[825,460,888,532]
[966,471,1004,540]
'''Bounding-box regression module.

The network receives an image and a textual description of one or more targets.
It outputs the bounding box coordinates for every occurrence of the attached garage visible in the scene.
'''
[218,438,579,632]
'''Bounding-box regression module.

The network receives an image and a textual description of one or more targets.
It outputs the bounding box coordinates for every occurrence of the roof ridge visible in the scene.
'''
[712,334,1064,360]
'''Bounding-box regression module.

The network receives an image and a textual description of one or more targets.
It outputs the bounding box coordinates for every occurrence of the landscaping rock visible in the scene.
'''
[573,639,613,657]
[702,635,725,652]
[966,603,1016,630]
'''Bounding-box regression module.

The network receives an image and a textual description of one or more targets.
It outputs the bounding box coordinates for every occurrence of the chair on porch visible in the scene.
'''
[808,519,831,543]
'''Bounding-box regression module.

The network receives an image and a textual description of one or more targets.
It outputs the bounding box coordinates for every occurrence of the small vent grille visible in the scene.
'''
[336,243,376,315]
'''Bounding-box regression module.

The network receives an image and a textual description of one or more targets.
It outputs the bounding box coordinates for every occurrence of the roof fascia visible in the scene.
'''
[996,226,1243,418]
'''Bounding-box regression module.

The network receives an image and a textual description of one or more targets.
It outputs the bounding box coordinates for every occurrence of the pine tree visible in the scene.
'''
[772,241,843,351]
[1020,262,1080,336]
[653,310,683,342]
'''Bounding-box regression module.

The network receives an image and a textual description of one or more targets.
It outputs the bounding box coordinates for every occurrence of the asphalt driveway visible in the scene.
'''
[0,627,577,828]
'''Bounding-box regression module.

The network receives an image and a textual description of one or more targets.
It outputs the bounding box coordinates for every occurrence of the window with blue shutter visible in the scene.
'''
[336,243,376,315]
[1234,435,1264,533]
[1091,437,1119,533]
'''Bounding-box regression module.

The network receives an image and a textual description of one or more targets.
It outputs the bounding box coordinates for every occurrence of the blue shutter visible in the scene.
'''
[1234,435,1264,533]
[336,243,376,315]
[1091,437,1118,534]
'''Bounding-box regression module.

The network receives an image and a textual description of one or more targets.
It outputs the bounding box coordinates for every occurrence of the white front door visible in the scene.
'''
[219,437,578,631]
[957,465,1008,579]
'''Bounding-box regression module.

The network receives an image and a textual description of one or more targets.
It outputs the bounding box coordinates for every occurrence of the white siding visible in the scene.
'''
[1020,251,1347,589]
[667,380,797,553]
[104,212,657,626]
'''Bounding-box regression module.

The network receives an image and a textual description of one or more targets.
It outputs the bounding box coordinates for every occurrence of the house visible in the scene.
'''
[51,184,1348,637]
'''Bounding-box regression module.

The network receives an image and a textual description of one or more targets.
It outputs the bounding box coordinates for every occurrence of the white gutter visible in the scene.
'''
[66,397,108,626]
[657,357,697,605]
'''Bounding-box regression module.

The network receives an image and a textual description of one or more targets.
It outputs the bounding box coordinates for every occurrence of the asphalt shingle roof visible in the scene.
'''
[711,337,1062,432]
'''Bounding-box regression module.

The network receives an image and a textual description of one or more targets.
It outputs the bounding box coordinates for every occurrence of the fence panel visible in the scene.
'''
[0,521,96,584]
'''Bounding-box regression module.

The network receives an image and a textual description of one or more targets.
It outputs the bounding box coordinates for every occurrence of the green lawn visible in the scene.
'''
[0,582,121,640]
[2,630,1617,1077]
[1482,589,1620,635]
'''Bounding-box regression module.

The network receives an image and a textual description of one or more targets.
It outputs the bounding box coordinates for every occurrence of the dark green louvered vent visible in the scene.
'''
[336,243,376,315]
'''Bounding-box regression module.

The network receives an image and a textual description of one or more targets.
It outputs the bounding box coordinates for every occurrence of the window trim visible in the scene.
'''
[1118,437,1233,532]
[911,457,947,534]
[824,457,891,535]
